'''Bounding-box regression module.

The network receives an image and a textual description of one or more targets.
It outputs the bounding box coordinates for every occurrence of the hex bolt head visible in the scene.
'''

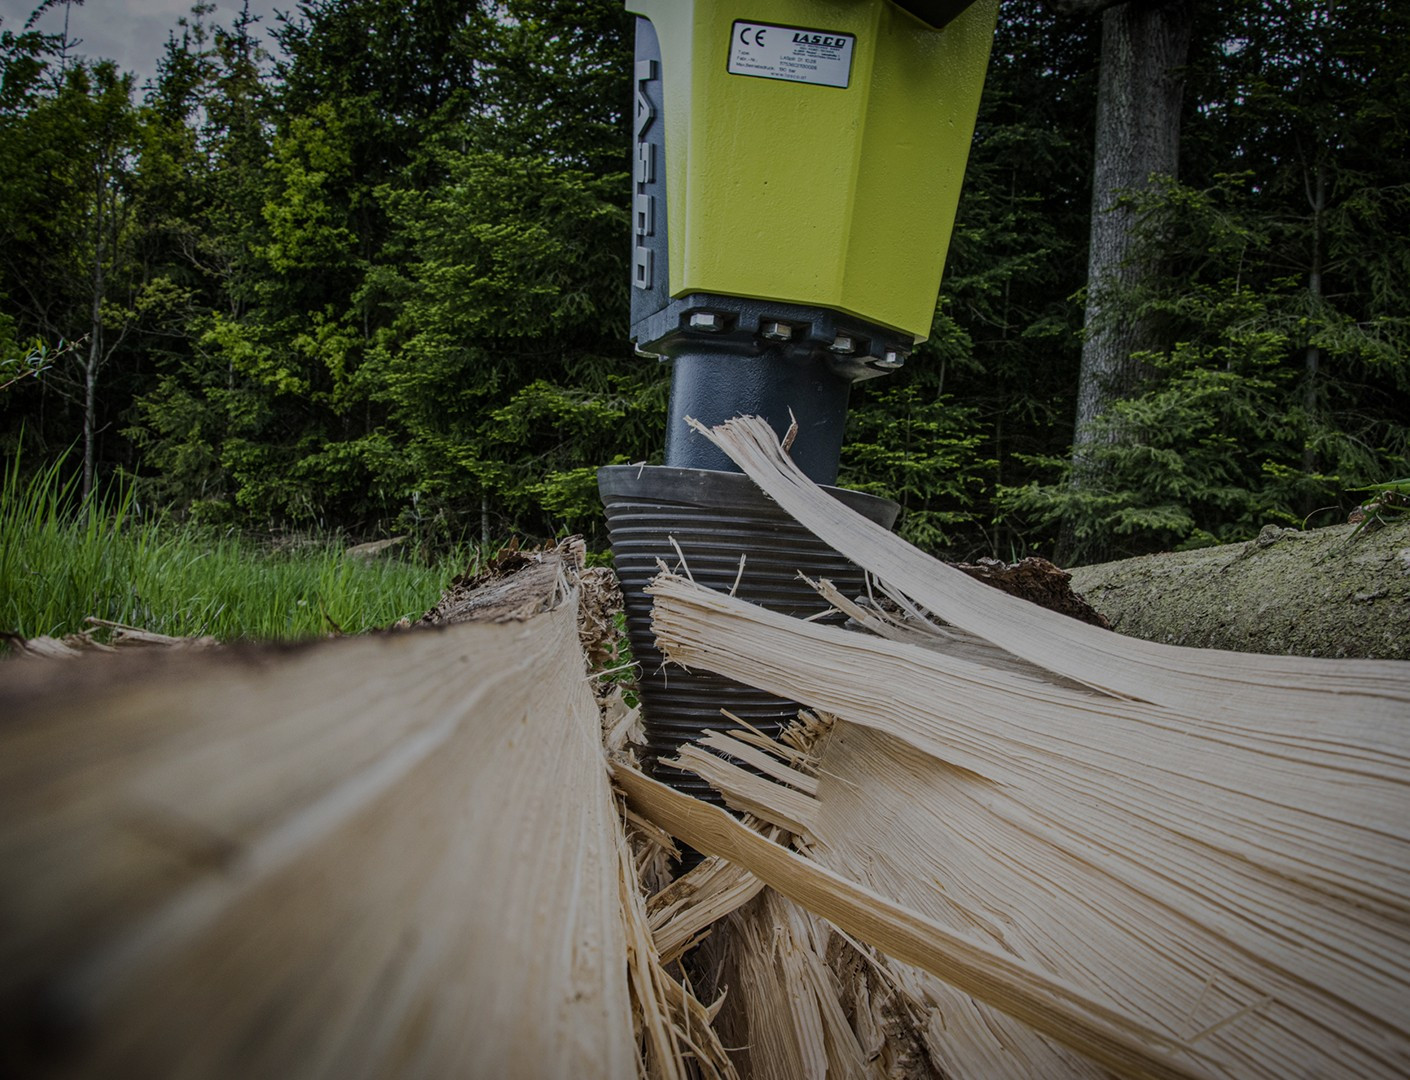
[760,320,794,342]
[828,334,856,355]
[874,350,906,370]
[688,311,724,332]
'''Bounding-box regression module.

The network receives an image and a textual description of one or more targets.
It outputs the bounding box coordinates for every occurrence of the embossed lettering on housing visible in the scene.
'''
[633,59,656,290]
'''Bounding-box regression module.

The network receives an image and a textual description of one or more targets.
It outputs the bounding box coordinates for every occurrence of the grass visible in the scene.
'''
[0,455,476,644]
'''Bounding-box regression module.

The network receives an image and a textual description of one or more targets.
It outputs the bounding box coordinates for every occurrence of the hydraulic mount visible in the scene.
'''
[599,0,998,798]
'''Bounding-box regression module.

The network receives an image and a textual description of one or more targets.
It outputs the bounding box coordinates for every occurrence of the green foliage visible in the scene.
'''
[0,20,53,116]
[372,141,662,541]
[1014,0,1408,562]
[1343,477,1410,541]
[0,336,64,392]
[1001,175,1410,561]
[119,0,653,545]
[2,0,1408,573]
[1004,335,1304,555]
[841,380,994,552]
[0,450,465,641]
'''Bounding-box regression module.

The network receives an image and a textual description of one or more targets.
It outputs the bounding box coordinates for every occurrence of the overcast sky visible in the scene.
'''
[1,0,287,91]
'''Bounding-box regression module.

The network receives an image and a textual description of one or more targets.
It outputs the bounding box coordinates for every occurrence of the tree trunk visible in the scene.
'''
[1301,160,1326,499]
[0,547,646,1079]
[83,166,106,502]
[1062,0,1194,562]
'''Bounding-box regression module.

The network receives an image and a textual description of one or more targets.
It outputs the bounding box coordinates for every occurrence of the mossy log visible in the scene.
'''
[1069,520,1410,660]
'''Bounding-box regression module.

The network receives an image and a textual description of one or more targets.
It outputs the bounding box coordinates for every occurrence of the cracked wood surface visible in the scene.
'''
[636,415,1410,1079]
[0,554,638,1079]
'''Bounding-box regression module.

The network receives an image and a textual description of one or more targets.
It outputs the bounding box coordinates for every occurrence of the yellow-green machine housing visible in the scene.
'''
[602,0,999,808]
[630,0,998,346]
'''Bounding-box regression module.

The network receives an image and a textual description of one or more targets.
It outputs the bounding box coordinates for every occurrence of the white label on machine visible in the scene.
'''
[728,21,855,89]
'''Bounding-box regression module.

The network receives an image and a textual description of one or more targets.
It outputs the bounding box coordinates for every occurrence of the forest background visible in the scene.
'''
[1,0,1406,567]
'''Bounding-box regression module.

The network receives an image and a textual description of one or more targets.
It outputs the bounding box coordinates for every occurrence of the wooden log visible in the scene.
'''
[682,415,1409,725]
[0,553,638,1079]
[638,416,1410,1079]
[1068,520,1410,659]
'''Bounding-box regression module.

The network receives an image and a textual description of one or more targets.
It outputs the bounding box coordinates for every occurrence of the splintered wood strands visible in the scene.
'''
[644,570,1410,1068]
[675,723,1108,1080]
[705,879,1105,1080]
[669,722,1109,1080]
[614,819,741,1080]
[615,766,1212,1080]
[646,571,1410,1077]
[659,728,1126,1080]
[647,853,765,968]
[684,415,1410,726]
[0,583,638,1078]
[707,887,877,1080]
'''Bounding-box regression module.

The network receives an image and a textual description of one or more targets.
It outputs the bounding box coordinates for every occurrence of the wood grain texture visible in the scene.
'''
[645,416,1410,1078]
[676,727,1102,1080]
[616,765,1212,1080]
[0,584,637,1079]
[648,570,1410,1077]
[685,414,1410,723]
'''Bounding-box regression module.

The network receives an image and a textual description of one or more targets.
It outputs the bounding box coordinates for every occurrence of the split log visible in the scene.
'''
[627,415,1410,1080]
[0,549,642,1079]
[697,837,1101,1080]
[1068,520,1410,659]
[678,415,1407,724]
[616,764,1207,1080]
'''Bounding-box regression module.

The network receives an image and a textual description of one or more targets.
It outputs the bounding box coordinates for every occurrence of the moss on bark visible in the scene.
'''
[1068,520,1410,660]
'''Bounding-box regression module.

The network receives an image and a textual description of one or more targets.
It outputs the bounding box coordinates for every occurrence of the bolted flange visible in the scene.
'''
[688,310,725,332]
[873,349,907,370]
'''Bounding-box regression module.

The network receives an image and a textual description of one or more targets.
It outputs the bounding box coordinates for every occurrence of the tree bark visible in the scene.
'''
[1301,160,1327,497]
[1069,518,1410,659]
[83,162,105,502]
[1062,0,1194,561]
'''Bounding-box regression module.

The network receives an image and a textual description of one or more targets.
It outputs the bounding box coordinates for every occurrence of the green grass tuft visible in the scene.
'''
[1,455,474,644]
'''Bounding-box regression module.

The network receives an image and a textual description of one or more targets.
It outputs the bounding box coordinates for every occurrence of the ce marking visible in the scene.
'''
[738,24,768,47]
